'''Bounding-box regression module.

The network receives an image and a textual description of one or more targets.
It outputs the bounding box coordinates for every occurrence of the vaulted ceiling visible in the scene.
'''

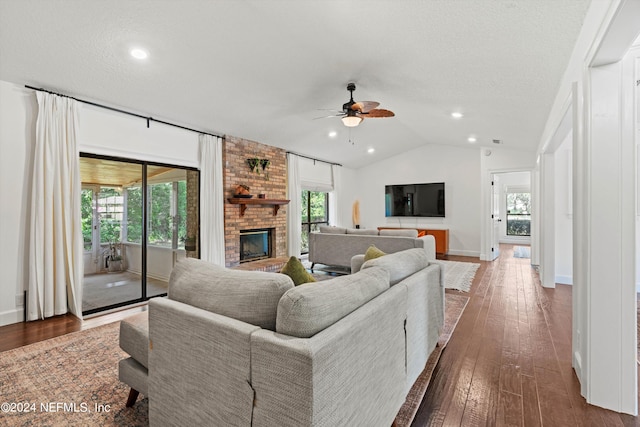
[0,0,591,168]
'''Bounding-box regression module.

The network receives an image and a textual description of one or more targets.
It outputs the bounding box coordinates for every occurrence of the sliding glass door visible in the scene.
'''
[80,154,199,315]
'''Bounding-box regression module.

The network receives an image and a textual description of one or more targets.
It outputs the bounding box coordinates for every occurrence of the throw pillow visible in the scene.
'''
[364,245,386,262]
[280,256,317,286]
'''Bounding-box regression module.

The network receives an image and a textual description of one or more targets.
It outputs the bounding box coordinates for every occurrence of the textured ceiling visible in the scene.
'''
[0,0,591,168]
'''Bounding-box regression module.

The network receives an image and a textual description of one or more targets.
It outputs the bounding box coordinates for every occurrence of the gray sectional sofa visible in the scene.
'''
[118,248,444,426]
[308,226,436,271]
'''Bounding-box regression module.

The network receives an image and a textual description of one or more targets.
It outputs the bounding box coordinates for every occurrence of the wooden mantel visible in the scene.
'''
[227,198,290,217]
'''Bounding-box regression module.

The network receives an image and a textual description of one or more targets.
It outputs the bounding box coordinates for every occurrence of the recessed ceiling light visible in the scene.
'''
[130,48,148,60]
[468,136,477,143]
[328,131,337,138]
[451,112,464,119]
[367,148,375,154]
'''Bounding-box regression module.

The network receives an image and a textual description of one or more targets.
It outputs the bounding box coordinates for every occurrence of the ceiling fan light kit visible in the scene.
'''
[323,83,395,128]
[342,112,362,127]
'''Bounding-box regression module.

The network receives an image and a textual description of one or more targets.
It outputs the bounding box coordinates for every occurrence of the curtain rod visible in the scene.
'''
[287,151,342,167]
[25,85,223,139]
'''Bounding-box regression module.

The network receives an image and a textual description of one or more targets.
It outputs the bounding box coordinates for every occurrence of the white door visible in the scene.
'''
[490,175,501,260]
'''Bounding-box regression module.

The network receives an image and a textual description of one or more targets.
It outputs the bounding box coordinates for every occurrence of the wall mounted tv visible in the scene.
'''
[385,182,445,217]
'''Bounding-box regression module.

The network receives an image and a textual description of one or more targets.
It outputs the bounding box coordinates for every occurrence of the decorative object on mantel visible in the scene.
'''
[234,184,252,198]
[247,158,271,180]
[258,194,266,199]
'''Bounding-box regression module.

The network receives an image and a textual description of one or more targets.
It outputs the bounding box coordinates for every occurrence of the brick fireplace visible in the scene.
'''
[223,136,288,267]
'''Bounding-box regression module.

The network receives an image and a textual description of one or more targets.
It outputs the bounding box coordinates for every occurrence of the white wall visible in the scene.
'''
[334,166,358,228]
[354,143,482,257]
[0,80,201,326]
[0,82,36,325]
[554,135,573,284]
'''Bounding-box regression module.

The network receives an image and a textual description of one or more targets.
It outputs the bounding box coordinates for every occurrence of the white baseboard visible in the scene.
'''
[0,307,24,326]
[573,351,583,381]
[447,249,481,258]
[555,275,573,285]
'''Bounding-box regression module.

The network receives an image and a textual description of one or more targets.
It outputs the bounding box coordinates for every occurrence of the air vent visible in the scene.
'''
[492,139,502,144]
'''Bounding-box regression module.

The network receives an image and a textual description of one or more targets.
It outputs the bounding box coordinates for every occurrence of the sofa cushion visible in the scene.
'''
[364,245,386,261]
[319,225,347,234]
[346,228,379,235]
[361,248,429,286]
[379,229,419,238]
[276,267,390,338]
[169,258,294,330]
[119,311,149,368]
[280,256,316,286]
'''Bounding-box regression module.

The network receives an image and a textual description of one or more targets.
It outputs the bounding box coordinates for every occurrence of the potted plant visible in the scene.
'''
[107,242,123,272]
[247,158,261,174]
[260,159,270,180]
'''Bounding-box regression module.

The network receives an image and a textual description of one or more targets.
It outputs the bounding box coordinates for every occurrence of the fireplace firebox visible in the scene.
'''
[239,228,273,263]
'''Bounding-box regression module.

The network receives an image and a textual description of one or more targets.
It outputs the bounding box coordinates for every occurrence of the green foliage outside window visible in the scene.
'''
[126,181,187,247]
[506,192,531,236]
[81,189,93,251]
[99,187,123,244]
[301,191,328,253]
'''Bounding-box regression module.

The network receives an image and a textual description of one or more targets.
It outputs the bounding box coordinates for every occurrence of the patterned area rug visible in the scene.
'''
[0,293,469,426]
[439,260,481,292]
[394,292,469,426]
[0,323,147,426]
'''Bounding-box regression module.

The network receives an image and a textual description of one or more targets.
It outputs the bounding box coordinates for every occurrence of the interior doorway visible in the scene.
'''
[488,171,532,261]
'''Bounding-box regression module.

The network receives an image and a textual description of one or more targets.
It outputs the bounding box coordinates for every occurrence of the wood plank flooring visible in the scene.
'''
[413,244,639,426]
[1,244,638,426]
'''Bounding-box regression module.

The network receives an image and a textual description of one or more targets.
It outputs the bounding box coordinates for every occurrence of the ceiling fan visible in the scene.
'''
[320,83,395,127]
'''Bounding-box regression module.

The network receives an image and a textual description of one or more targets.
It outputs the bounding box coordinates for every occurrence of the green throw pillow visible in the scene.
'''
[281,256,317,286]
[364,245,386,261]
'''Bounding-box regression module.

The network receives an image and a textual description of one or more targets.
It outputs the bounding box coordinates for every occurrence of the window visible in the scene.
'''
[506,192,531,236]
[126,180,188,248]
[301,191,329,254]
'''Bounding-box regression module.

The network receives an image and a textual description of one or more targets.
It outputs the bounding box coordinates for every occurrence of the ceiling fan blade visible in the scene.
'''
[313,113,345,120]
[351,101,380,113]
[363,108,395,118]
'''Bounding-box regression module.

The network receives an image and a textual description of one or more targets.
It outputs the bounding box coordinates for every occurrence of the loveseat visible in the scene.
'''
[118,248,443,426]
[308,226,436,271]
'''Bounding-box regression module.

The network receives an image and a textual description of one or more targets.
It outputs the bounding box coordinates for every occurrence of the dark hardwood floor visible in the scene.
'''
[413,244,639,426]
[1,244,637,426]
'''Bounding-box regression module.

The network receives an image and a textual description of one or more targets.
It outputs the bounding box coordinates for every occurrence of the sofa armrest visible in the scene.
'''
[148,298,259,427]
[418,234,436,260]
[250,284,408,427]
[350,254,365,273]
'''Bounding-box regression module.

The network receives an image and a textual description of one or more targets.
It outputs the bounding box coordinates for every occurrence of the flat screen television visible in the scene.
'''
[385,182,445,217]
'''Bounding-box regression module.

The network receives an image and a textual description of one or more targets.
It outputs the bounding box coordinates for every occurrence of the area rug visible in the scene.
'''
[394,292,470,426]
[0,322,148,426]
[513,245,531,259]
[0,293,469,426]
[438,260,480,292]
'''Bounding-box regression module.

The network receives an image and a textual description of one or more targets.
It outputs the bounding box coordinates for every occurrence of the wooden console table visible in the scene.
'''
[378,227,449,256]
[227,198,290,217]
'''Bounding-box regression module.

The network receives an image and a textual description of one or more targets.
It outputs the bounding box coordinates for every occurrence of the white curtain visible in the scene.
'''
[329,164,341,226]
[199,134,226,266]
[28,92,83,320]
[287,153,302,257]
